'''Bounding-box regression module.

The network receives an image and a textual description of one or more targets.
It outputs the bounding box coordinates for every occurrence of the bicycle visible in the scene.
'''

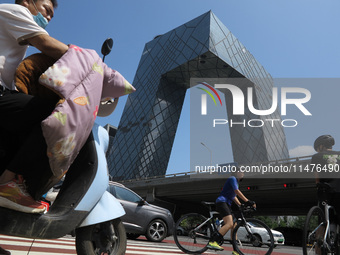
[303,183,340,255]
[173,201,274,254]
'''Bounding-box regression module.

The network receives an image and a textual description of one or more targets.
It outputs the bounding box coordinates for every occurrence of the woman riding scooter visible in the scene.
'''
[0,37,136,255]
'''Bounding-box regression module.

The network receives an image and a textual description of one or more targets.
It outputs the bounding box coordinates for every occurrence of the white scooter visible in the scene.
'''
[0,39,127,255]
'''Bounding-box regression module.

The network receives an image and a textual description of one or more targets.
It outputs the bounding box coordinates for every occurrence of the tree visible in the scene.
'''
[255,216,279,229]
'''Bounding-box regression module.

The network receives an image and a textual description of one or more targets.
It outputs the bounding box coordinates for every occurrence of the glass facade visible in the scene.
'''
[107,11,289,180]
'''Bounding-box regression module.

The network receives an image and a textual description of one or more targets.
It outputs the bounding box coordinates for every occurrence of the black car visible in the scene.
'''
[107,182,174,242]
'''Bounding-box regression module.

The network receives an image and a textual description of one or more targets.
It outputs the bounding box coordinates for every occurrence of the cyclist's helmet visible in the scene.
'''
[314,135,335,151]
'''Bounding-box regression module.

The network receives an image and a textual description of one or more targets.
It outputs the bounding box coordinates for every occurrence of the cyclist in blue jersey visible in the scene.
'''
[207,170,256,253]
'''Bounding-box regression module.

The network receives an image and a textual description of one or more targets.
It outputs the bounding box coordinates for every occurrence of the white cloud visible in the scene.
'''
[289,146,315,158]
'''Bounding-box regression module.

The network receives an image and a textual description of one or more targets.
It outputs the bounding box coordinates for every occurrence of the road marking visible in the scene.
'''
[0,235,184,255]
[0,235,300,255]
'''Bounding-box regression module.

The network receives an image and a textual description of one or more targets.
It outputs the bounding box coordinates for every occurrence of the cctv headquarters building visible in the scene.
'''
[106,11,289,181]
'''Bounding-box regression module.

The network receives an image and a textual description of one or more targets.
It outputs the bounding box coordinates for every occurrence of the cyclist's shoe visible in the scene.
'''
[207,241,224,251]
[232,251,240,255]
[0,178,46,214]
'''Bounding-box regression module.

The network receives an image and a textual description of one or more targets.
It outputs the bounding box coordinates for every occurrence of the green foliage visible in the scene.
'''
[255,216,279,229]
[254,215,307,230]
[291,216,307,229]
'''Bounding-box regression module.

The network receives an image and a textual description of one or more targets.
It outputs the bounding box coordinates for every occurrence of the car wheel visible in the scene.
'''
[146,219,168,242]
[251,234,262,247]
[127,233,140,240]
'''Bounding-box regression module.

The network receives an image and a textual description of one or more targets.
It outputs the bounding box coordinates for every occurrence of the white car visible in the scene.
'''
[271,228,285,247]
[224,221,285,247]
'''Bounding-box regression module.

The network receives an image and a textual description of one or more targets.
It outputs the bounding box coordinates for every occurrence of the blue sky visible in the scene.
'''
[3,0,340,174]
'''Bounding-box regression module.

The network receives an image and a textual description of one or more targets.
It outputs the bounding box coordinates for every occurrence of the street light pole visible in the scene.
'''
[201,142,212,167]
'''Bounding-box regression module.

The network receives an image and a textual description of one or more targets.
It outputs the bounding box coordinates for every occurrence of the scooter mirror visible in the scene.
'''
[101,38,113,62]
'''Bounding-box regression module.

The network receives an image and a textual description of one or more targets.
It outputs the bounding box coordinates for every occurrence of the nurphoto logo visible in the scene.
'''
[196,80,312,128]
[197,82,223,115]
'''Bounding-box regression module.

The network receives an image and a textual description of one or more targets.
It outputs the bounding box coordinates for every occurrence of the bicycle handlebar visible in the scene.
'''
[240,204,256,213]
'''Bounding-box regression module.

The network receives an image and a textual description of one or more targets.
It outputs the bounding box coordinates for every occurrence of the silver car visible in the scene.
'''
[107,182,174,242]
[224,221,285,247]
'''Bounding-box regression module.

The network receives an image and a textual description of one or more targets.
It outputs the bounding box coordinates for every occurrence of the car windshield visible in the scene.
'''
[115,186,141,203]
[248,221,263,228]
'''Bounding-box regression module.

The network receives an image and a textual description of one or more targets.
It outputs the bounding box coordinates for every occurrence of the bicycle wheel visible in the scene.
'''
[232,218,274,255]
[174,213,213,254]
[303,206,326,255]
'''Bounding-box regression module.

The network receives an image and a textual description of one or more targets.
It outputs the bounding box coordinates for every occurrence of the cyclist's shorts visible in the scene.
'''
[216,202,232,217]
